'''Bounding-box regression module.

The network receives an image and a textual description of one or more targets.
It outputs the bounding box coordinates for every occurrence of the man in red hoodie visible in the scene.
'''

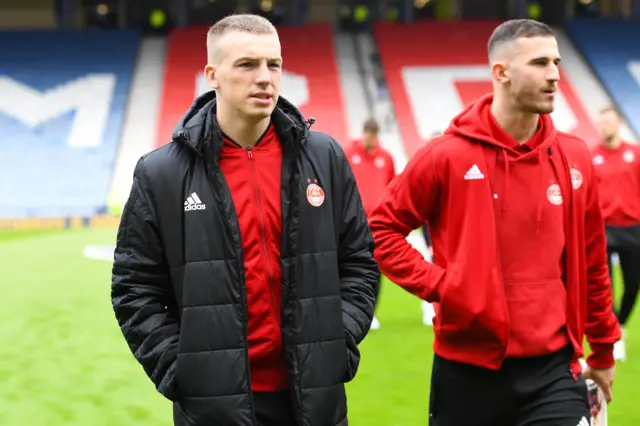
[591,106,640,362]
[345,118,396,330]
[369,19,621,426]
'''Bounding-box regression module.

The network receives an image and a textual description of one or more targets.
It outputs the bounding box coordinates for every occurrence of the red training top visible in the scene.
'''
[369,94,620,374]
[344,140,396,216]
[219,124,288,392]
[591,141,640,227]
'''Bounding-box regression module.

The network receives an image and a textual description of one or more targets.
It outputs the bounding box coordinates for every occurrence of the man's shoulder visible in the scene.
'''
[379,145,395,161]
[303,130,348,161]
[557,131,588,149]
[556,131,592,164]
[409,133,468,165]
[138,141,191,178]
[625,141,640,153]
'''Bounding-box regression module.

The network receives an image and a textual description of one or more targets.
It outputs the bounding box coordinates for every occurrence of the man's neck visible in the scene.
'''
[362,142,376,153]
[216,108,270,148]
[491,98,539,144]
[603,136,622,149]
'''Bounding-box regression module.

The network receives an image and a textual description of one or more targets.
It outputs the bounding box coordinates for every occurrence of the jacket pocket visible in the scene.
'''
[173,401,196,426]
[342,331,360,383]
[336,410,348,426]
[334,385,349,424]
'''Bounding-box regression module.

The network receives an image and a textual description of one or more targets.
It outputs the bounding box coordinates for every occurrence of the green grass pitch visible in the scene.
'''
[1,228,638,425]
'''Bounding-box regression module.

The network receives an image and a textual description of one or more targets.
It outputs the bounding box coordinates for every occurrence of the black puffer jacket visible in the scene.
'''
[111,92,379,426]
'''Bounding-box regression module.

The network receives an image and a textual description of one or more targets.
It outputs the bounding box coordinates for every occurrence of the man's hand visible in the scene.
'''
[583,365,615,403]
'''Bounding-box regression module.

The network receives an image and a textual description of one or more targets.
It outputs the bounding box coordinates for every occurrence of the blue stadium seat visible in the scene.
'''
[565,19,640,137]
[0,30,139,219]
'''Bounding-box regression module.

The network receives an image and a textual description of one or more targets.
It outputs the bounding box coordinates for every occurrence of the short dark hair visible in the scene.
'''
[488,19,555,61]
[363,118,379,134]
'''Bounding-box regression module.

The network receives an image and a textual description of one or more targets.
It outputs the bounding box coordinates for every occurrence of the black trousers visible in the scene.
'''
[607,245,640,326]
[429,346,590,426]
[253,391,296,426]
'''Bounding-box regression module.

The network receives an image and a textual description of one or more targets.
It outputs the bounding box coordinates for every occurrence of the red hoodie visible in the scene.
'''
[219,124,288,392]
[369,95,620,373]
[591,142,640,227]
[344,141,396,216]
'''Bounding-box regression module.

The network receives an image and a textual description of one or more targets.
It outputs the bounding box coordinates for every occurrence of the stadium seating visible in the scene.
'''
[373,21,598,158]
[156,23,348,147]
[565,19,640,138]
[4,20,637,222]
[0,30,139,219]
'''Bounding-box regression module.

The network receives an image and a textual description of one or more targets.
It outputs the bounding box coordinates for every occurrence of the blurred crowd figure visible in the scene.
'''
[347,121,444,328]
[419,130,443,326]
[346,119,396,330]
[591,106,640,362]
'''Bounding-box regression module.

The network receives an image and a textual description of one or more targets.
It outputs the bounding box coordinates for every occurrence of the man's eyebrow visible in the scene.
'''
[235,56,282,62]
[528,56,562,63]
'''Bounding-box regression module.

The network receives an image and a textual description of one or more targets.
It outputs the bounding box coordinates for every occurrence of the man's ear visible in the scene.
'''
[492,62,510,84]
[204,64,218,89]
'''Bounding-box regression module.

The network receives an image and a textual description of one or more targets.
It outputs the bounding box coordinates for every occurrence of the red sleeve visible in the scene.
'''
[369,144,446,302]
[584,162,622,369]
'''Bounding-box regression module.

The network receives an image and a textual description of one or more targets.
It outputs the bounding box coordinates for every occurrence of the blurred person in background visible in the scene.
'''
[420,130,443,256]
[591,106,640,362]
[345,118,395,330]
[420,130,443,327]
[111,14,378,426]
[370,19,620,426]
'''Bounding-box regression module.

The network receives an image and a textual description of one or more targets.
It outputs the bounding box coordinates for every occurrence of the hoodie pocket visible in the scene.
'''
[504,277,566,349]
[436,263,463,332]
[436,264,506,343]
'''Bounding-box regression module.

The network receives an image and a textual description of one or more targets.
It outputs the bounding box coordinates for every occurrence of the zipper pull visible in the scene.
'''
[246,147,253,159]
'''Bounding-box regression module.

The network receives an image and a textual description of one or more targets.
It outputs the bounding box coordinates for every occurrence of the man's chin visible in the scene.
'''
[245,106,275,120]
[534,102,555,115]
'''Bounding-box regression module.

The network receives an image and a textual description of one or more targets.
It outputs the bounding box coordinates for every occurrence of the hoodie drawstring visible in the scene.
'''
[535,149,545,235]
[501,150,509,213]
[497,148,545,235]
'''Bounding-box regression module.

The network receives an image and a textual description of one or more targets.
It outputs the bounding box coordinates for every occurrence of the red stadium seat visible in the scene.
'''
[373,21,598,158]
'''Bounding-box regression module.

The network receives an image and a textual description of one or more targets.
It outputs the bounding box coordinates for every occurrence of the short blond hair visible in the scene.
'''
[206,14,277,63]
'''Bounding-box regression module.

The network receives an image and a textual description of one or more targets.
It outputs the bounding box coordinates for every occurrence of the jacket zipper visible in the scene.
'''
[246,148,278,320]
[203,147,256,424]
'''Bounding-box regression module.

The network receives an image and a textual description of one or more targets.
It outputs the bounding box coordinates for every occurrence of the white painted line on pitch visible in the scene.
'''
[83,245,115,261]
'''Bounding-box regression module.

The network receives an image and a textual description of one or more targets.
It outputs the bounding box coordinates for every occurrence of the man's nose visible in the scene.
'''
[255,63,271,84]
[546,63,560,82]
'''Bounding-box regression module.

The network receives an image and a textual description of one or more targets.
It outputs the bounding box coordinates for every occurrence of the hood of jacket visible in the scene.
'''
[445,93,571,234]
[446,93,558,158]
[171,90,310,159]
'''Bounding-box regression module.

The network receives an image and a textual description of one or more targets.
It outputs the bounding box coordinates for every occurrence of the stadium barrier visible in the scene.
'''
[0,214,121,231]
